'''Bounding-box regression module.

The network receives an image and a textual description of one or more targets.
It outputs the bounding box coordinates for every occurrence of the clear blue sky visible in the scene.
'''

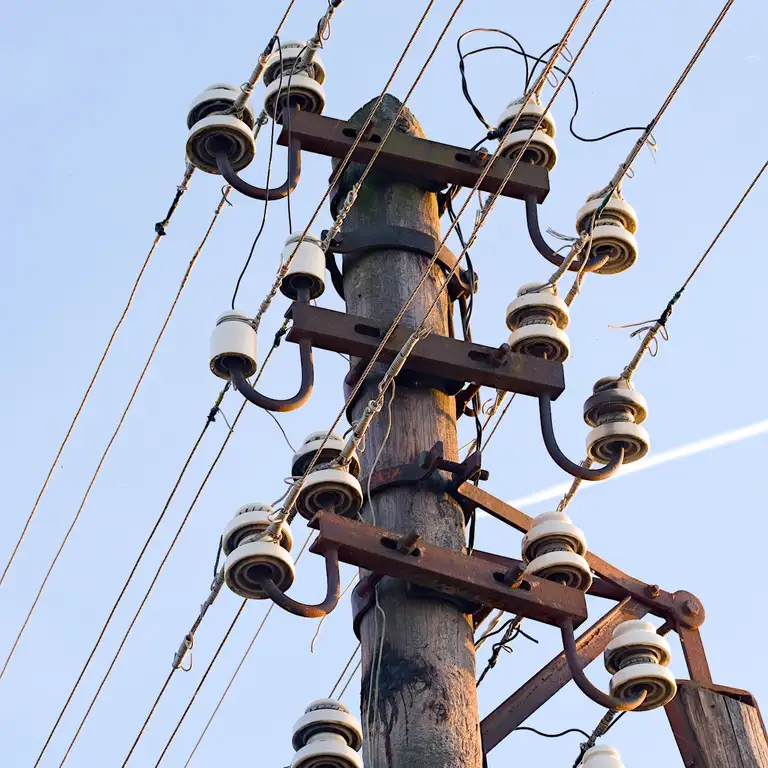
[1,0,766,765]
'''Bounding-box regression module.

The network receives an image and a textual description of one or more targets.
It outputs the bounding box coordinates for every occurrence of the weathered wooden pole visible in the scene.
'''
[336,94,482,767]
[665,681,768,767]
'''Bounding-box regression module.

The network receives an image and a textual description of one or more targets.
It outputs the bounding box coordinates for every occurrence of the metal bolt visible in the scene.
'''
[646,584,661,598]
[683,599,701,617]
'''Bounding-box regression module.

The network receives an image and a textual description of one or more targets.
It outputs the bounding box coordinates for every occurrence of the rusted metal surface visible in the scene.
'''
[323,225,476,302]
[677,626,713,684]
[277,109,550,202]
[455,483,707,629]
[287,303,565,399]
[311,513,587,628]
[481,598,650,753]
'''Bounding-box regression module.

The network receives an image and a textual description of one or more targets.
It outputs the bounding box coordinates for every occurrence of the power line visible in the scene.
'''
[31,391,227,765]
[0,164,194,592]
[621,157,767,379]
[52,335,287,764]
[0,187,231,688]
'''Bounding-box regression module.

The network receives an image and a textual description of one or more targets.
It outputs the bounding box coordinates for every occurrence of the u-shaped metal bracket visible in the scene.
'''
[214,113,302,201]
[525,194,605,272]
[538,394,624,481]
[257,548,341,619]
[561,618,648,711]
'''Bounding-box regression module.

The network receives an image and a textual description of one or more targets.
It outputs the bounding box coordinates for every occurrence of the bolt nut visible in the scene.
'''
[683,599,701,617]
[646,584,661,598]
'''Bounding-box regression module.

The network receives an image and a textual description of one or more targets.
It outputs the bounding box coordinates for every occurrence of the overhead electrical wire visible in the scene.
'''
[464,0,737,457]
[60,1,442,761]
[0,187,232,688]
[0,164,194,592]
[166,9,602,755]
[50,332,290,765]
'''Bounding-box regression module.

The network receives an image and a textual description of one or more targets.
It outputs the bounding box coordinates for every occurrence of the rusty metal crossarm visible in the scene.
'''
[286,303,565,399]
[309,512,587,629]
[455,482,706,630]
[277,109,550,202]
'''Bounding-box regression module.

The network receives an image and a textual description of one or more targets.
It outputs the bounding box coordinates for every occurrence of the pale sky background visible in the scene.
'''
[1,0,767,766]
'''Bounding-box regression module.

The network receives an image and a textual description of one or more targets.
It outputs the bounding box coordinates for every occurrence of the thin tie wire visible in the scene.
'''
[263,0,597,542]
[156,531,316,767]
[474,609,505,648]
[476,615,530,687]
[0,188,231,689]
[328,644,362,698]
[0,163,194,593]
[32,385,229,766]
[573,710,622,767]
[620,157,768,381]
[251,0,439,330]
[56,339,283,764]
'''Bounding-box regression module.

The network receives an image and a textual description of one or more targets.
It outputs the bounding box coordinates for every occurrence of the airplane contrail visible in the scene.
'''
[506,419,768,509]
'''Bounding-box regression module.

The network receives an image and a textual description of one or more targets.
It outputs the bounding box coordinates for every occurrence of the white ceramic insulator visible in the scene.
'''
[586,224,639,275]
[295,469,363,520]
[506,290,569,331]
[264,73,326,119]
[522,510,588,560]
[221,507,293,557]
[186,114,256,174]
[264,42,327,86]
[609,662,677,711]
[582,745,626,768]
[280,233,326,300]
[604,620,672,672]
[583,384,648,428]
[187,84,255,130]
[292,432,360,479]
[507,324,570,363]
[497,98,556,137]
[292,700,363,751]
[587,422,650,464]
[291,740,363,768]
[577,193,638,235]
[210,311,257,379]
[224,540,295,599]
[526,551,593,592]
[500,129,558,171]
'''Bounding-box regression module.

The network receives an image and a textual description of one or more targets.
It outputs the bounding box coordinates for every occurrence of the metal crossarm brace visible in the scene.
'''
[309,513,588,628]
[276,109,550,202]
[286,303,566,399]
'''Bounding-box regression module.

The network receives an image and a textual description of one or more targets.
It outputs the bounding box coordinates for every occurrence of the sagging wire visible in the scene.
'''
[0,187,233,691]
[230,39,285,310]
[457,29,530,130]
[49,335,286,765]
[328,644,362,698]
[619,157,767,382]
[0,162,195,594]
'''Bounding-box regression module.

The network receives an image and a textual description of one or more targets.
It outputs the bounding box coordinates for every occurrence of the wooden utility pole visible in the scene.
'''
[338,94,482,767]
[665,681,768,767]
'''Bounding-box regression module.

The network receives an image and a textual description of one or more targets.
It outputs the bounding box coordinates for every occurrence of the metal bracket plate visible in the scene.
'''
[322,224,477,302]
[286,303,565,399]
[310,513,588,628]
[277,109,550,202]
